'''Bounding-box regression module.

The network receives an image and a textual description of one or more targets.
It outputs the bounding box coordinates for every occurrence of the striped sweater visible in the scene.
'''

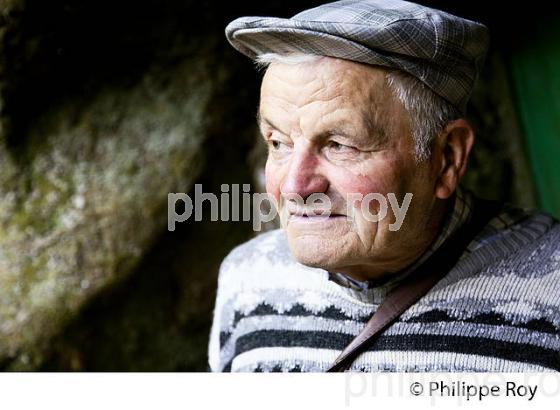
[208,202,560,372]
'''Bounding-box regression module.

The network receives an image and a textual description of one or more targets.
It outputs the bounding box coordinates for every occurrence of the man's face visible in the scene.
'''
[259,57,442,281]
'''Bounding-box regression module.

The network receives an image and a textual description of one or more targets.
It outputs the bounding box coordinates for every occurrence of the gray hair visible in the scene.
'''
[255,53,461,162]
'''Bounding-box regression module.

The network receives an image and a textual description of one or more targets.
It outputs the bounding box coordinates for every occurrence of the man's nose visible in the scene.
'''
[280,150,329,200]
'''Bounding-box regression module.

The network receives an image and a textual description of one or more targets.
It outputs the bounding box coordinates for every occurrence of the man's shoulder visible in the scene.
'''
[466,201,560,276]
[406,207,560,336]
[491,207,560,270]
[471,200,559,254]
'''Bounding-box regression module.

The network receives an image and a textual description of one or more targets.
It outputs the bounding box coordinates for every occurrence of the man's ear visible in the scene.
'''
[434,118,475,199]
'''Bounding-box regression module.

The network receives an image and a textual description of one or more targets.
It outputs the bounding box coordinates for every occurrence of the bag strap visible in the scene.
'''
[327,197,502,372]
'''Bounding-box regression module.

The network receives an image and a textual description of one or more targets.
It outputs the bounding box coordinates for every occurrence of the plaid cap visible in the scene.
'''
[225,0,489,113]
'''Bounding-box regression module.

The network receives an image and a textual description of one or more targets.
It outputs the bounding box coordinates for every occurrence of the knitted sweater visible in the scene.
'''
[208,206,560,372]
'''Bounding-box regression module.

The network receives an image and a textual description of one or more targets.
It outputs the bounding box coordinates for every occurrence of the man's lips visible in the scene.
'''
[292,212,341,217]
[287,208,344,217]
[287,210,347,223]
[284,204,342,217]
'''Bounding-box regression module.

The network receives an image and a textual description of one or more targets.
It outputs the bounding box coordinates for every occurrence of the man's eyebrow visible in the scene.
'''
[315,126,355,139]
[321,116,388,144]
[256,110,389,143]
[256,112,283,133]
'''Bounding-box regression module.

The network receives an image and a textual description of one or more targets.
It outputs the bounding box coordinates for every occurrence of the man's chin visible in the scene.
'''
[285,234,345,271]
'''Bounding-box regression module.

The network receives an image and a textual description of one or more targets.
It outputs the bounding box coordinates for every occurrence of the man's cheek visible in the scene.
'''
[264,164,282,203]
[341,181,389,214]
[329,167,389,198]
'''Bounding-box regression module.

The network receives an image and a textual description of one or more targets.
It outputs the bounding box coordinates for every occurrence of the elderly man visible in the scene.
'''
[208,0,560,372]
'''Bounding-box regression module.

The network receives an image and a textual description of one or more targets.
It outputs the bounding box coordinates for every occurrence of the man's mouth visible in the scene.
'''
[287,210,346,223]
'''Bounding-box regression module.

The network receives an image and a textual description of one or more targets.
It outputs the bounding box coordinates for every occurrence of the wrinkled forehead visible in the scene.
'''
[258,57,401,137]
[260,57,390,108]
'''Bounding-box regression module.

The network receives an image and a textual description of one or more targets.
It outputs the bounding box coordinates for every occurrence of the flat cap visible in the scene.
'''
[225,0,489,113]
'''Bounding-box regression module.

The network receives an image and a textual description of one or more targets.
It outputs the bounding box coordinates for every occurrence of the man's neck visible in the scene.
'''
[332,192,461,288]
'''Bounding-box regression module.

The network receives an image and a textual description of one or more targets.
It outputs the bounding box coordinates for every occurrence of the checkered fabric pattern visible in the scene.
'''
[226,0,489,112]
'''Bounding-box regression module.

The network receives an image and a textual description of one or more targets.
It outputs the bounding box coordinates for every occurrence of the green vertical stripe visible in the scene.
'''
[510,21,560,218]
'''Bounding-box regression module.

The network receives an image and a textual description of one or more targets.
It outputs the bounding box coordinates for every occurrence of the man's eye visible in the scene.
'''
[269,139,289,151]
[327,141,357,153]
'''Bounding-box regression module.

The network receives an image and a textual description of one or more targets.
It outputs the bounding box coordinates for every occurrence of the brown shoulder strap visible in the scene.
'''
[327,198,502,372]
